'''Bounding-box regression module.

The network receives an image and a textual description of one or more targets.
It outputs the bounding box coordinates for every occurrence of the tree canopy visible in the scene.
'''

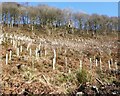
[1,2,119,34]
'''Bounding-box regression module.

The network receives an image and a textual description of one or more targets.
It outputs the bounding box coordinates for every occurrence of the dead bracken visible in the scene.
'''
[0,2,119,95]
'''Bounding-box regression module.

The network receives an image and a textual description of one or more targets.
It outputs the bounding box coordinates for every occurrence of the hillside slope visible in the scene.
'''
[0,26,119,95]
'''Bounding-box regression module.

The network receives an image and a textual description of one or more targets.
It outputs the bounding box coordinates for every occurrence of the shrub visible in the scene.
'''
[76,69,88,84]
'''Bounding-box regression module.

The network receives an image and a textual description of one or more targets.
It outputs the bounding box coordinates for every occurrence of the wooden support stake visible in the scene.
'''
[69,69,71,74]
[9,50,12,60]
[111,58,113,65]
[80,60,82,71]
[20,45,22,53]
[90,58,92,70]
[38,43,41,50]
[32,25,34,31]
[108,60,111,70]
[115,60,118,70]
[35,48,38,60]
[53,49,56,70]
[6,54,8,65]
[27,43,31,51]
[95,59,98,67]
[17,47,19,57]
[29,48,32,56]
[100,58,102,71]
